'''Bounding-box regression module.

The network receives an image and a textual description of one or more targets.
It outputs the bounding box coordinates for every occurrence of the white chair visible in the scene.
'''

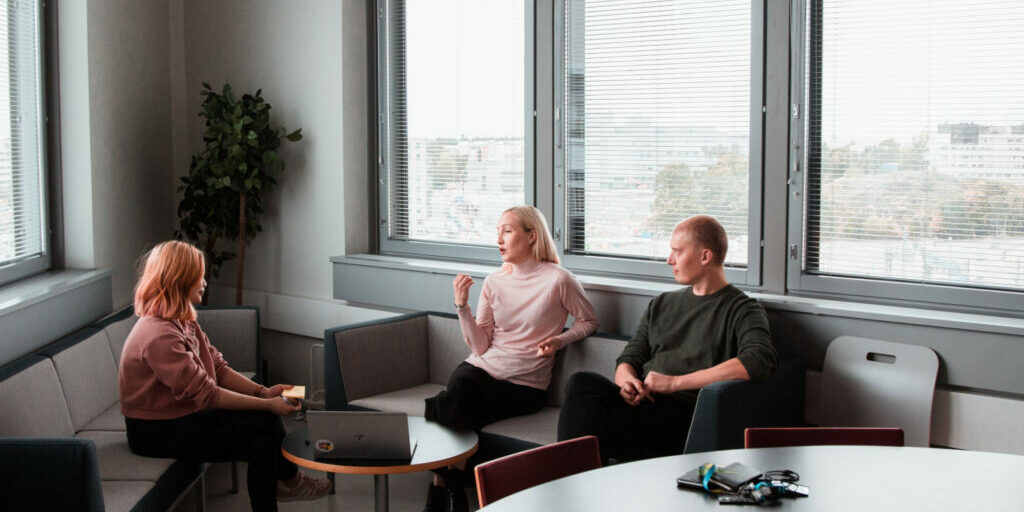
[819,336,939,447]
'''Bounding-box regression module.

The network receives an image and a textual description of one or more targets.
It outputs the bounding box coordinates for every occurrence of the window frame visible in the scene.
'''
[375,0,537,264]
[0,0,50,287]
[785,0,1024,315]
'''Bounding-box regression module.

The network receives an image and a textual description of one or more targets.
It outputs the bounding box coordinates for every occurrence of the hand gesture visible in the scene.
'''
[268,395,301,416]
[536,337,562,357]
[614,364,652,406]
[642,371,678,395]
[453,274,475,307]
[258,384,293,398]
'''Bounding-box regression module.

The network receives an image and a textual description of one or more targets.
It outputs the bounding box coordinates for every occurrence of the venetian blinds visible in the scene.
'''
[563,0,752,266]
[386,0,526,247]
[803,0,1024,291]
[0,0,45,273]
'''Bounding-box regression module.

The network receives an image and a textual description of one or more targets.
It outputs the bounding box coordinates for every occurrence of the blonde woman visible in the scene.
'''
[119,241,329,512]
[423,206,599,512]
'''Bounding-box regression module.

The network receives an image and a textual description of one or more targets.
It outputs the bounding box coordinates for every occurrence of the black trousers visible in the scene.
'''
[425,362,547,432]
[126,409,298,512]
[557,371,697,464]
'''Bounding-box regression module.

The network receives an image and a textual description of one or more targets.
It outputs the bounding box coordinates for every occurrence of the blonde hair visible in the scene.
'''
[134,241,206,321]
[502,206,560,267]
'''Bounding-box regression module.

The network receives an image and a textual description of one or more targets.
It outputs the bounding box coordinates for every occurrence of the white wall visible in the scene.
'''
[177,0,369,301]
[59,0,176,308]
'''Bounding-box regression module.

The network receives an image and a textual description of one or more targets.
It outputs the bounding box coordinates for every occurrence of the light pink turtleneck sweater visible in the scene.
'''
[458,259,598,389]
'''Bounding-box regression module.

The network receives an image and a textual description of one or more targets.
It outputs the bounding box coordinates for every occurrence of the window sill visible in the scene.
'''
[0,269,113,366]
[332,254,1024,337]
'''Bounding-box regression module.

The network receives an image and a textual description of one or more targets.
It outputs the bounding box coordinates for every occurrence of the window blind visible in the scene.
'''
[387,0,526,247]
[804,0,1024,291]
[564,0,751,266]
[0,0,45,270]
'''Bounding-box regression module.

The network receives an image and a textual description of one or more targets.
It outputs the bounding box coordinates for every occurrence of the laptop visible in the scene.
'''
[305,411,416,463]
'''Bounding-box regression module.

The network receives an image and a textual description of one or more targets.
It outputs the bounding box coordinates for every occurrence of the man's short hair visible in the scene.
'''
[680,215,728,266]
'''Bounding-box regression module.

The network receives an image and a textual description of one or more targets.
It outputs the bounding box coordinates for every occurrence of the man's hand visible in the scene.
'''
[643,371,681,395]
[614,363,652,406]
[267,396,301,416]
[536,337,562,357]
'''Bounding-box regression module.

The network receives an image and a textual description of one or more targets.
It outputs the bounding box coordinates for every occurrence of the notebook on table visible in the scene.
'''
[305,411,417,463]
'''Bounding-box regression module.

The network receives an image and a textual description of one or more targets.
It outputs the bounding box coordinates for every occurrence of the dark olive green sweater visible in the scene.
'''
[616,284,777,389]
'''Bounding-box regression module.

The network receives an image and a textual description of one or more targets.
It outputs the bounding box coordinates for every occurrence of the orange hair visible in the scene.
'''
[134,241,206,321]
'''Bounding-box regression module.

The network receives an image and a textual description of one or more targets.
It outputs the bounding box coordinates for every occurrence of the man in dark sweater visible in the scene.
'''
[557,215,777,462]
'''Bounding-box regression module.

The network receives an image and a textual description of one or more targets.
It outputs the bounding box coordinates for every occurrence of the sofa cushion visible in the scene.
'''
[427,315,469,384]
[348,383,446,416]
[80,403,125,432]
[335,315,431,401]
[102,316,138,371]
[197,308,260,374]
[549,335,624,407]
[50,331,121,432]
[481,406,561,446]
[76,430,175,481]
[100,480,154,512]
[0,357,75,438]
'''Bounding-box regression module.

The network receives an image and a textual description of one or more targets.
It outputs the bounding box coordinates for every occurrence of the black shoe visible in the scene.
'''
[423,483,449,512]
[446,484,469,512]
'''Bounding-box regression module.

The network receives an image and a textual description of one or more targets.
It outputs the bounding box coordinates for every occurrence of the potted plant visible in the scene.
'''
[176,83,302,304]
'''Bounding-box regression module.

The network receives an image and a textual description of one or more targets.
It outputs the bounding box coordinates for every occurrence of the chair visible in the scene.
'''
[745,427,904,448]
[474,435,601,507]
[818,336,939,447]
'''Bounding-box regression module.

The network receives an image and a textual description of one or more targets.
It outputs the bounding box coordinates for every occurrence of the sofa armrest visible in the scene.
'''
[0,437,105,512]
[683,357,805,454]
[324,312,432,410]
[197,306,263,383]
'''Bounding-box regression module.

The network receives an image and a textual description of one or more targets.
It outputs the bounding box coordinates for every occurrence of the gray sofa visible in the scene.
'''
[324,311,804,461]
[0,306,261,512]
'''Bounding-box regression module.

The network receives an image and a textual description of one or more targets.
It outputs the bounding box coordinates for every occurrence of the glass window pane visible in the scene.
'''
[389,0,526,246]
[564,0,751,266]
[0,0,45,269]
[805,0,1024,291]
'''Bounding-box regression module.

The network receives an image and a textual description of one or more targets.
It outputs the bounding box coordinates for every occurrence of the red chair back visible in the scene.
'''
[744,427,904,448]
[474,435,601,507]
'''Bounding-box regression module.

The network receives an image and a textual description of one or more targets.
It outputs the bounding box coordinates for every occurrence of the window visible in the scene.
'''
[0,0,47,285]
[372,0,1024,315]
[790,0,1024,312]
[378,0,531,260]
[557,0,762,283]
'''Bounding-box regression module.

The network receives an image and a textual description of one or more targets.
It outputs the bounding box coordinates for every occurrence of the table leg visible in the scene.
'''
[374,474,389,512]
[328,473,335,495]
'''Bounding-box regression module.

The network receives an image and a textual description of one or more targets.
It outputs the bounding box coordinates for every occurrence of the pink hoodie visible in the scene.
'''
[119,316,229,420]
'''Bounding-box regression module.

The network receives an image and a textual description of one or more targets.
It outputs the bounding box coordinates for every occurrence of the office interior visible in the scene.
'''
[1,0,1022,510]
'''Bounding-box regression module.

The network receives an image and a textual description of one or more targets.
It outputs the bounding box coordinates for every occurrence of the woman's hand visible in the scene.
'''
[453,274,475,307]
[536,337,562,357]
[258,384,293,398]
[267,396,301,416]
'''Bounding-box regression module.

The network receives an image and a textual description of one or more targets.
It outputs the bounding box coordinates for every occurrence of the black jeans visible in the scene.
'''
[425,362,547,432]
[557,371,697,464]
[126,409,298,512]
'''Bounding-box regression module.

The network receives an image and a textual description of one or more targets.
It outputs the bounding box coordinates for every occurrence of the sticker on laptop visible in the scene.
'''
[315,440,335,453]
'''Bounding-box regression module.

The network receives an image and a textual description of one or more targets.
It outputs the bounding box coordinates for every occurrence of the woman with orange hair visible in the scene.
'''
[119,241,328,512]
[422,206,599,512]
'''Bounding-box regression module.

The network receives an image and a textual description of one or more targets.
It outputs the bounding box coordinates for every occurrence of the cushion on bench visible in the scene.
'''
[348,383,446,416]
[47,331,121,432]
[0,357,75,438]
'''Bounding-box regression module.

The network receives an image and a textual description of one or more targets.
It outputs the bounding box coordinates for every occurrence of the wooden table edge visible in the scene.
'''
[281,443,479,475]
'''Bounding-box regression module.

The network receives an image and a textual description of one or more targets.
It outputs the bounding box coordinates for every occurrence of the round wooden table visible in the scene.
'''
[281,416,477,512]
[477,445,1024,511]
